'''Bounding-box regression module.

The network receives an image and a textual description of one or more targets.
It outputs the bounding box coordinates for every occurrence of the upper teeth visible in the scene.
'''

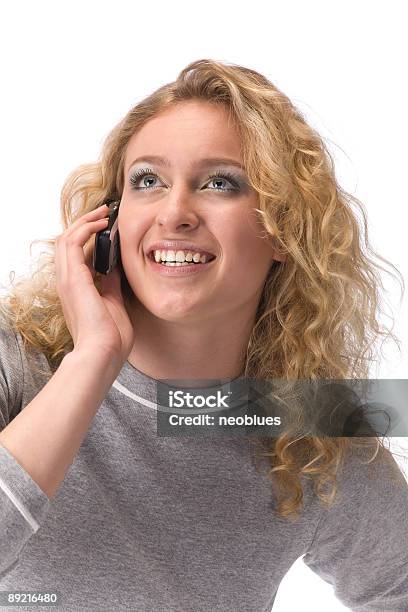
[153,249,211,264]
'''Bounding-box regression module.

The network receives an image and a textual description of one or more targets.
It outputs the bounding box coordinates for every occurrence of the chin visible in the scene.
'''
[149,299,207,322]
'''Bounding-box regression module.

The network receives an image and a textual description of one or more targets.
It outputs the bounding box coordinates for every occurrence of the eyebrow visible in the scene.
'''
[126,155,245,174]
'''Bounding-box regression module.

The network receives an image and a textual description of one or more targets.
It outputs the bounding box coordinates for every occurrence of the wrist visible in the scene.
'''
[66,344,124,377]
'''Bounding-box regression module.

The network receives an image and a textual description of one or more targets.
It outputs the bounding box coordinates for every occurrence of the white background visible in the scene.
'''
[0,2,407,610]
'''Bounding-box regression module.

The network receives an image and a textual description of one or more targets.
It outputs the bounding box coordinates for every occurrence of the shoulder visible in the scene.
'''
[0,316,53,423]
[303,442,408,553]
[303,443,408,609]
[0,318,23,426]
[335,443,407,505]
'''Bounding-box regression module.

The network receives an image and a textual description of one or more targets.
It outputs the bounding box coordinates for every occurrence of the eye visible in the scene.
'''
[204,171,240,192]
[129,168,241,192]
[129,168,163,190]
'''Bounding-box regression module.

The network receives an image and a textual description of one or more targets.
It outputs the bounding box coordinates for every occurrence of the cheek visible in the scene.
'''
[216,206,272,269]
[118,213,149,259]
[215,221,273,296]
[224,248,271,292]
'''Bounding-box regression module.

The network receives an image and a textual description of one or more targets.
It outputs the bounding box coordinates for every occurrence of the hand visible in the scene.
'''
[54,204,136,364]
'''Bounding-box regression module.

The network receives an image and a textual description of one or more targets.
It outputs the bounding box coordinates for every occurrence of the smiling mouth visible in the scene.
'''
[147,251,217,265]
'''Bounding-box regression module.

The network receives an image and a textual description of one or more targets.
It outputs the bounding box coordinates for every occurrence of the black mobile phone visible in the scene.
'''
[92,199,121,275]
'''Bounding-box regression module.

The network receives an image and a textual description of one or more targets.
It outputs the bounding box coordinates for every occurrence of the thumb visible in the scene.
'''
[99,265,124,302]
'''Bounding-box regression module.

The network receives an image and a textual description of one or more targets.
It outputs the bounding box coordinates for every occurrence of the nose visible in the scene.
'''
[155,185,200,231]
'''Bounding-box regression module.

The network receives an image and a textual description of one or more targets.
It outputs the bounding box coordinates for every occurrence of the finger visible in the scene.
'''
[63,204,110,239]
[55,205,109,281]
[56,218,109,293]
[83,233,99,281]
[66,218,109,270]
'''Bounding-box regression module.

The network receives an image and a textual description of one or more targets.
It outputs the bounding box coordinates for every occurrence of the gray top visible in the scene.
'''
[0,322,407,611]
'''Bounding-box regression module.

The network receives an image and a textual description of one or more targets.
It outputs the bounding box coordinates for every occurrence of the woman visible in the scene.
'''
[0,58,407,611]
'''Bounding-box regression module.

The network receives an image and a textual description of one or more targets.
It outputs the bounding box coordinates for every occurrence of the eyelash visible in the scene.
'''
[129,167,240,192]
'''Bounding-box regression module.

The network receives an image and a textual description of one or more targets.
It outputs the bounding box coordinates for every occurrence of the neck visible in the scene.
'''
[126,299,257,385]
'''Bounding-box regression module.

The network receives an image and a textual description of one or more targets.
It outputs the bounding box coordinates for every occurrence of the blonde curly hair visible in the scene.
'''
[1,58,405,519]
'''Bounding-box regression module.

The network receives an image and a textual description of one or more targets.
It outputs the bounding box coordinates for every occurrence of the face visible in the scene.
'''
[119,100,284,323]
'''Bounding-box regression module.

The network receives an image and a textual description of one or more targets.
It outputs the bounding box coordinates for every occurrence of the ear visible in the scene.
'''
[272,251,287,263]
[269,235,287,263]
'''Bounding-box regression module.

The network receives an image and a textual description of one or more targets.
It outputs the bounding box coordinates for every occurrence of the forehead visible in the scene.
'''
[125,101,242,165]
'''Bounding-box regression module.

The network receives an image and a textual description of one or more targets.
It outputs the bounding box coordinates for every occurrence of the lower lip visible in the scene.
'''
[146,255,217,276]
